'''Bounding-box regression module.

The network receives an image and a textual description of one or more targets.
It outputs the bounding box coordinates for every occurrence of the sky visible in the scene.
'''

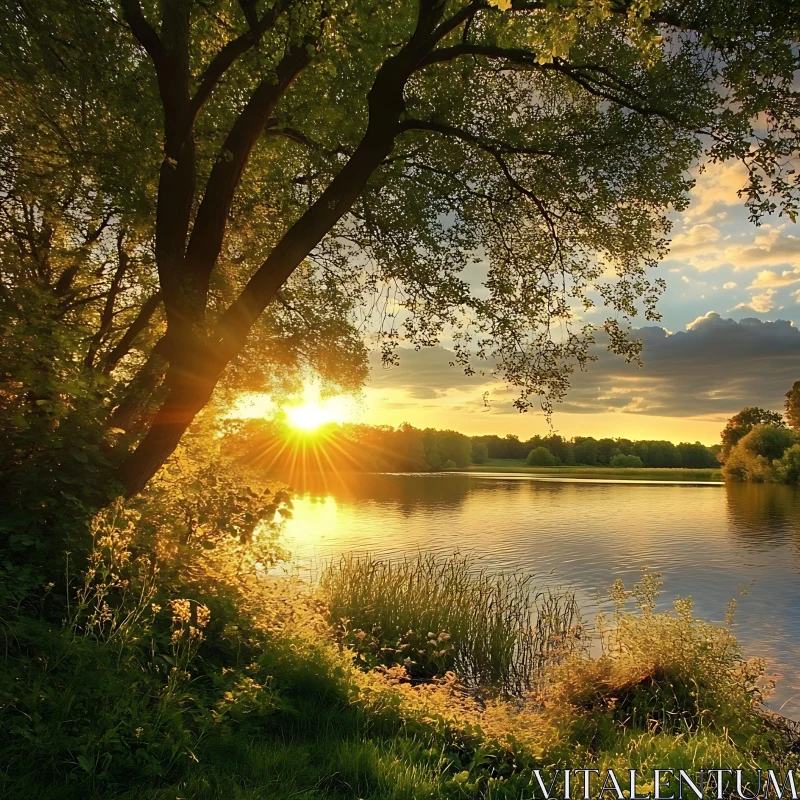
[356,160,800,445]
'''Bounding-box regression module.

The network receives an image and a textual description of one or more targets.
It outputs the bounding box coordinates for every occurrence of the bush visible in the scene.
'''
[776,444,800,483]
[551,571,771,734]
[609,453,644,468]
[320,553,582,694]
[526,446,557,466]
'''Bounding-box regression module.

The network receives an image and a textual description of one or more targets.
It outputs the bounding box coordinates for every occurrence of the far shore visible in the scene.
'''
[458,459,723,482]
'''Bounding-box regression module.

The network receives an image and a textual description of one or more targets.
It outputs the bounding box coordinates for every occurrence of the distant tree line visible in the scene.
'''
[471,434,720,469]
[239,379,800,477]
[237,421,721,474]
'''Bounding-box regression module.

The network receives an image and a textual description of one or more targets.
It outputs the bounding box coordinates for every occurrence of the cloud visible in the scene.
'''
[748,268,800,289]
[723,282,737,289]
[559,313,800,418]
[370,314,800,420]
[683,160,751,223]
[733,289,776,313]
[670,223,721,258]
[369,346,495,398]
[666,221,800,274]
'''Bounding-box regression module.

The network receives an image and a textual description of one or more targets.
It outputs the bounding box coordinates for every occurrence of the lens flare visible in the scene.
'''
[283,384,356,431]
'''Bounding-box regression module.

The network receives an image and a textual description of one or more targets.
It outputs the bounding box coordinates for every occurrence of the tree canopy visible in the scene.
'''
[2,0,800,512]
[786,380,800,430]
[719,406,785,460]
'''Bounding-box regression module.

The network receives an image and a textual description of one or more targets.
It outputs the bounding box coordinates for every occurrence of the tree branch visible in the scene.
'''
[186,0,295,130]
[119,0,166,73]
[102,291,164,373]
[183,42,316,304]
[421,44,676,120]
[399,118,558,157]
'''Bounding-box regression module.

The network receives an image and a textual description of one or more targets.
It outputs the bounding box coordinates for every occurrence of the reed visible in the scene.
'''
[320,552,582,695]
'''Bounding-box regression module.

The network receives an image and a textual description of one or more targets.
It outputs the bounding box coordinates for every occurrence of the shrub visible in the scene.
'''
[526,446,557,466]
[550,570,771,734]
[320,553,582,694]
[776,443,800,483]
[609,453,644,468]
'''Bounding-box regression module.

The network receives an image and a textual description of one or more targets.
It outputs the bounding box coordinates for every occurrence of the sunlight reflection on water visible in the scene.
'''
[276,472,800,717]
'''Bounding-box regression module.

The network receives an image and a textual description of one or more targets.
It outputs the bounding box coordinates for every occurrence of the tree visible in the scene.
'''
[439,431,472,468]
[540,435,573,465]
[470,441,489,465]
[677,442,717,469]
[722,424,798,482]
[573,438,600,466]
[2,0,800,506]
[720,407,785,461]
[786,381,800,431]
[777,445,800,484]
[526,446,556,467]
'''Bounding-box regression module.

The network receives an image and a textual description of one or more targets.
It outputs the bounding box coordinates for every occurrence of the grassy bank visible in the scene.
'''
[1,518,790,799]
[463,459,723,482]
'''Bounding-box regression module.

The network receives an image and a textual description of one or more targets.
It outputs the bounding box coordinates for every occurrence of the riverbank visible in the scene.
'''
[461,459,723,482]
[2,551,792,800]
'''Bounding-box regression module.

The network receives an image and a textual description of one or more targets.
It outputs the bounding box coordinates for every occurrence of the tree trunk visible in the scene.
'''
[115,366,217,496]
[112,3,446,498]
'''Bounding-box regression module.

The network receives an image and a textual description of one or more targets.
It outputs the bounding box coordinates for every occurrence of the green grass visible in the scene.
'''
[465,459,723,482]
[321,553,581,694]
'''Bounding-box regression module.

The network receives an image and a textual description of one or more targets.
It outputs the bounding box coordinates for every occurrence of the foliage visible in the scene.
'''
[786,380,800,431]
[775,444,800,484]
[722,424,799,483]
[469,440,489,465]
[720,407,785,461]
[526,446,557,466]
[551,571,772,737]
[0,295,116,572]
[320,553,582,694]
[609,453,644,468]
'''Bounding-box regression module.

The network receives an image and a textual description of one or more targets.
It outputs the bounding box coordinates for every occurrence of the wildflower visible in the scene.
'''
[151,603,161,614]
[134,727,144,738]
[168,598,192,624]
[195,603,211,628]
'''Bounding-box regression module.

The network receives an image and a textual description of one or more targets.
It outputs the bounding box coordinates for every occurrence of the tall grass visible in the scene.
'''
[320,553,583,694]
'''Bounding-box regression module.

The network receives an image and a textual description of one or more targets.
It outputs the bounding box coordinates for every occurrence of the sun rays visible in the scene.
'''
[284,384,357,431]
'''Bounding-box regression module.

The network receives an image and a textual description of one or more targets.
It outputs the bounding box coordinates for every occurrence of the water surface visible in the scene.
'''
[278,472,800,717]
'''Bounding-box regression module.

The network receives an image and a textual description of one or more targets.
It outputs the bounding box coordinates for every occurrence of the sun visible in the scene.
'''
[283,384,357,431]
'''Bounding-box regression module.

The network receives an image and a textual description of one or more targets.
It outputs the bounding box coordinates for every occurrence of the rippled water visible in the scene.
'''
[279,472,800,717]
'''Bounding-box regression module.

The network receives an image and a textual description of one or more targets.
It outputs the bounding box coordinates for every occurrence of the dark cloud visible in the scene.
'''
[369,313,800,419]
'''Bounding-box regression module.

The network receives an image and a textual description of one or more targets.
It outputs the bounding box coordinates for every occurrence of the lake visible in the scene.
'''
[278,472,800,718]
